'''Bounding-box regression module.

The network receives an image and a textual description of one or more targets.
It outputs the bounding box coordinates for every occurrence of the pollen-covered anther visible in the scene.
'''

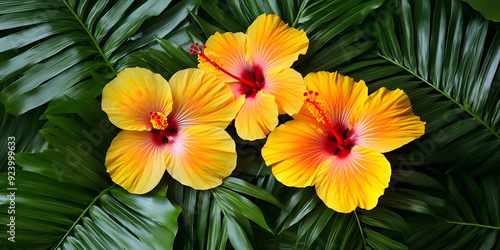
[304,91,330,124]
[150,112,168,130]
[198,52,222,69]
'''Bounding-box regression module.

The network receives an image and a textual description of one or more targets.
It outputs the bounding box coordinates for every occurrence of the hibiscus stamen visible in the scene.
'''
[150,111,168,130]
[304,91,345,147]
[190,43,258,89]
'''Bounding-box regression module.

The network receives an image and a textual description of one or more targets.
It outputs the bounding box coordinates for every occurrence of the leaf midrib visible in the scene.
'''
[62,0,117,75]
[52,184,116,249]
[378,53,500,141]
[446,221,500,230]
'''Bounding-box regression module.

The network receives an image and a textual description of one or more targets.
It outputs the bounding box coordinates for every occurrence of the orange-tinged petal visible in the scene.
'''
[105,130,167,194]
[168,69,237,130]
[262,67,306,115]
[262,120,331,187]
[314,146,391,213]
[102,67,172,131]
[349,87,426,153]
[294,71,368,130]
[165,125,236,190]
[246,14,309,73]
[202,32,252,84]
[235,91,278,140]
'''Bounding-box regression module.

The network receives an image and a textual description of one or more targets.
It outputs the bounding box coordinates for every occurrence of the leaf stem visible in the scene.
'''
[292,0,308,28]
[378,53,500,141]
[446,221,500,230]
[354,210,367,249]
[211,189,228,216]
[62,0,117,75]
[53,184,116,249]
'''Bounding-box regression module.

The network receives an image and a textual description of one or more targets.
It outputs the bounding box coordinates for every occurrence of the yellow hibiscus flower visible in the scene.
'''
[262,71,426,213]
[102,67,237,194]
[190,14,309,140]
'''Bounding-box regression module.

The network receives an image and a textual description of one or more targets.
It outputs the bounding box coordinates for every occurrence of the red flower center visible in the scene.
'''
[190,43,264,98]
[149,111,178,145]
[305,91,355,158]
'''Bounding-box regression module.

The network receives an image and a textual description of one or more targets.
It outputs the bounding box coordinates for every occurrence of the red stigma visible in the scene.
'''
[189,43,204,55]
[304,91,319,103]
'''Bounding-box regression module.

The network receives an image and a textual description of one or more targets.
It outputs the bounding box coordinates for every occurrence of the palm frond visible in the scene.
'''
[375,0,500,137]
[169,176,287,249]
[383,171,500,249]
[0,0,197,116]
[0,105,47,172]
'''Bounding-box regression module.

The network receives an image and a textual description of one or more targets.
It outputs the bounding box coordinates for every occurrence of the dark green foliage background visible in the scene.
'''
[0,0,499,249]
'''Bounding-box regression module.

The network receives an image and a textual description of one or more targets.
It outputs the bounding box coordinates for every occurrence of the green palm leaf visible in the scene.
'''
[0,0,197,116]
[375,0,500,138]
[383,171,500,249]
[0,105,47,172]
[169,176,287,249]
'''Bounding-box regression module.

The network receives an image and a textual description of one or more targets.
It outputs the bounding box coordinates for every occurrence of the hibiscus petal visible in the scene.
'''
[105,130,167,194]
[227,86,247,112]
[262,120,331,187]
[165,125,237,190]
[202,32,252,84]
[349,87,426,153]
[314,146,391,213]
[262,67,306,115]
[294,71,368,130]
[246,14,309,73]
[235,91,279,140]
[168,69,237,130]
[102,67,173,131]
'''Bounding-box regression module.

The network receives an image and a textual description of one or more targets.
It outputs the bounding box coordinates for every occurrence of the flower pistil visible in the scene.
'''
[190,43,260,91]
[304,90,355,157]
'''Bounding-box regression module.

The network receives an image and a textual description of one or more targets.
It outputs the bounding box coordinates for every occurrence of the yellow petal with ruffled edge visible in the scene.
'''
[105,130,167,194]
[262,67,305,115]
[102,67,173,131]
[294,71,368,129]
[165,125,236,190]
[262,120,331,187]
[349,87,426,153]
[246,14,309,73]
[314,146,391,213]
[167,69,237,130]
[235,91,279,140]
[201,32,251,84]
